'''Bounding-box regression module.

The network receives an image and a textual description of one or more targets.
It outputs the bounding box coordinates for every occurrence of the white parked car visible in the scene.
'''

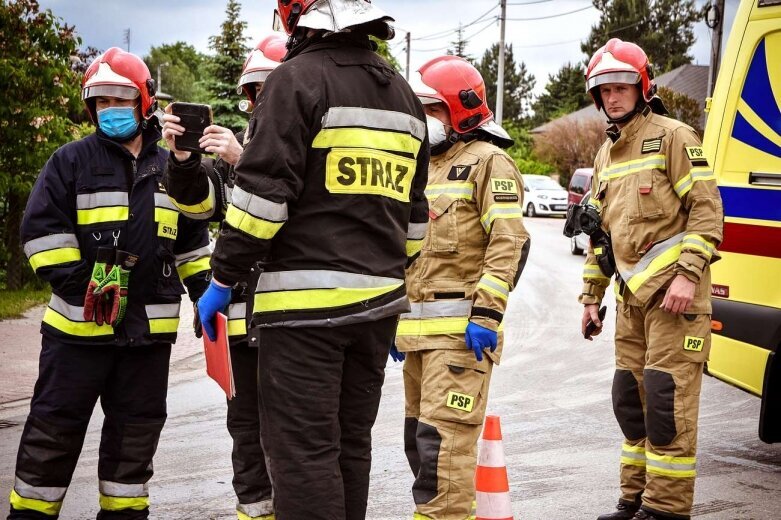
[570,193,590,256]
[522,174,569,217]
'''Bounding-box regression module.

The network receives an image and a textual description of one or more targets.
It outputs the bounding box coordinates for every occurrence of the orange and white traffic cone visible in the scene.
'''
[474,415,514,520]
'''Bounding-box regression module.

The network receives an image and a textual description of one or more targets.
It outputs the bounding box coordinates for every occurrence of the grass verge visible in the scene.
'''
[0,288,51,320]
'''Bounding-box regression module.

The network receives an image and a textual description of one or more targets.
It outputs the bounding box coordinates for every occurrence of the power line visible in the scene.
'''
[412,2,499,41]
[507,0,554,4]
[506,4,594,21]
[513,19,644,49]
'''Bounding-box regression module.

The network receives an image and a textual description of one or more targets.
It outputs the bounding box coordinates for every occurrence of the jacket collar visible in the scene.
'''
[606,105,652,143]
[97,123,162,161]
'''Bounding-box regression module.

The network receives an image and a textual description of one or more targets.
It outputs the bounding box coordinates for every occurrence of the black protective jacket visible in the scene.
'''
[22,125,210,346]
[211,33,430,328]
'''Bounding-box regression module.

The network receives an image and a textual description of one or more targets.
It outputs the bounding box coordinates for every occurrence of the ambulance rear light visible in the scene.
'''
[711,320,723,332]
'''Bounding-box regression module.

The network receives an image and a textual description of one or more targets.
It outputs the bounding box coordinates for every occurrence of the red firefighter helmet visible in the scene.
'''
[274,0,392,36]
[237,34,287,102]
[81,47,156,122]
[413,55,493,134]
[585,38,656,110]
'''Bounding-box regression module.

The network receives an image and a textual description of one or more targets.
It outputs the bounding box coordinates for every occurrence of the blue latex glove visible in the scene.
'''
[197,279,232,341]
[389,343,405,362]
[464,322,498,362]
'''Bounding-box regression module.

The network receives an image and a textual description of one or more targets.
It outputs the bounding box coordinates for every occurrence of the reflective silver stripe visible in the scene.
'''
[154,192,178,212]
[621,450,646,462]
[237,498,274,517]
[24,234,79,258]
[646,459,696,472]
[175,245,212,267]
[321,107,426,141]
[228,302,247,320]
[425,185,474,197]
[99,480,148,498]
[14,477,66,502]
[145,303,181,319]
[76,191,128,209]
[407,222,428,240]
[401,300,472,319]
[225,185,234,206]
[617,232,686,281]
[256,294,410,328]
[256,270,403,292]
[231,185,288,222]
[479,276,510,297]
[49,294,87,321]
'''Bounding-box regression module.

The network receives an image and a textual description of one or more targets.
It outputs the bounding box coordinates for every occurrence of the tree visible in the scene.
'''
[447,24,471,60]
[0,0,83,290]
[658,86,704,135]
[531,62,592,126]
[144,42,210,103]
[534,118,607,187]
[503,122,556,175]
[204,0,250,132]
[582,0,702,74]
[371,36,401,72]
[474,43,536,125]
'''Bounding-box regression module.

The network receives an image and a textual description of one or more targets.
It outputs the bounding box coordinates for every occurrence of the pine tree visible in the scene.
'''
[205,0,250,132]
[581,0,702,73]
[531,63,592,126]
[474,43,536,125]
[447,24,470,60]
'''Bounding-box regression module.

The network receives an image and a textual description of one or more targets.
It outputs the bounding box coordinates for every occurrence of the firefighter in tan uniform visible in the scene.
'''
[394,56,531,520]
[574,39,723,520]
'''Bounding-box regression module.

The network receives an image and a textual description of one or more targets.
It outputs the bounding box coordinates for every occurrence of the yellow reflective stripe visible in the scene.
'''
[148,318,180,334]
[480,203,523,232]
[312,128,422,156]
[169,193,214,216]
[614,281,624,302]
[646,452,696,478]
[583,264,609,280]
[588,197,601,210]
[397,317,470,336]
[406,239,423,257]
[477,273,510,301]
[254,284,402,313]
[673,167,716,198]
[177,256,211,280]
[425,183,474,200]
[43,307,114,337]
[29,248,81,272]
[9,489,62,516]
[602,154,666,181]
[99,493,150,512]
[622,442,645,453]
[228,318,247,337]
[681,234,715,259]
[625,244,682,294]
[225,205,284,240]
[76,206,128,225]
[154,207,179,226]
[237,512,269,520]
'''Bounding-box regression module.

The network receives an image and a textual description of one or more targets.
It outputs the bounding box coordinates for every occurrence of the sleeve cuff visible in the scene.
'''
[578,282,606,305]
[469,316,499,332]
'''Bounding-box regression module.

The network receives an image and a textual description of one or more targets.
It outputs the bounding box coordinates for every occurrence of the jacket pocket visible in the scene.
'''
[427,350,490,425]
[425,195,459,254]
[629,170,664,222]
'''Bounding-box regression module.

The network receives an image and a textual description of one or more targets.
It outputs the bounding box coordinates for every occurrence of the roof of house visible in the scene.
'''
[531,64,709,134]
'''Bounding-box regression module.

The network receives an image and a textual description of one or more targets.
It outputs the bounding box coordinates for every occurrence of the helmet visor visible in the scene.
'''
[236,70,272,93]
[586,71,640,92]
[82,84,139,101]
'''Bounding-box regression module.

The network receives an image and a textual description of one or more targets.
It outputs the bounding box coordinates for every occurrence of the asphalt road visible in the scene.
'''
[0,217,779,519]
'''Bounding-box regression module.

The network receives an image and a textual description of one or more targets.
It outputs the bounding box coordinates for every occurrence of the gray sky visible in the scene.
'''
[40,0,739,95]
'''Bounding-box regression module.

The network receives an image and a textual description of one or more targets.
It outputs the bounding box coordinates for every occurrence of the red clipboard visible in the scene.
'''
[202,312,236,399]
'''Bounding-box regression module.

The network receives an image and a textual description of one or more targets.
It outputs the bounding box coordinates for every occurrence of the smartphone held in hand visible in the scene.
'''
[170,102,213,153]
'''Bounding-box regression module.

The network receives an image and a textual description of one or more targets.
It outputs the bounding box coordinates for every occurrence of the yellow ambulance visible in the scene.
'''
[702,0,781,443]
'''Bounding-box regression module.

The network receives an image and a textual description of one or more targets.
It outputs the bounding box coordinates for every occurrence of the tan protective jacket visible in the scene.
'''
[396,139,531,363]
[579,109,724,312]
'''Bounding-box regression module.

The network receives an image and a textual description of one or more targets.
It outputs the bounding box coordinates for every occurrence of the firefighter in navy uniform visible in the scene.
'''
[8,48,210,519]
[576,39,723,520]
[196,1,429,518]
[395,56,531,520]
[161,34,287,520]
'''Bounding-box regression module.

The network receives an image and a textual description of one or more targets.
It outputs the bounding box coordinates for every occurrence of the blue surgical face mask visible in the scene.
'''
[97,105,140,140]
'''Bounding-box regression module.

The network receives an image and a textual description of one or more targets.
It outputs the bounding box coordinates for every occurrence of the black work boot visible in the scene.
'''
[597,502,640,520]
[633,510,671,520]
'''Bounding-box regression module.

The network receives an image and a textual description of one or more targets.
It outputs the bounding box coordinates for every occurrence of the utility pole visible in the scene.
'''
[123,29,131,52]
[496,0,507,124]
[405,31,412,81]
[707,0,726,97]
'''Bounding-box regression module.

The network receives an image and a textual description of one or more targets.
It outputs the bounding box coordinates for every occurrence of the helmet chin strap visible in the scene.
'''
[605,100,646,125]
[430,129,461,156]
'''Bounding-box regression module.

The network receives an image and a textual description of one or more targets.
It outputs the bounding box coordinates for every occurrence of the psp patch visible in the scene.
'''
[491,178,517,194]
[641,137,663,154]
[448,165,472,181]
[446,391,475,412]
[685,146,708,166]
[683,336,705,352]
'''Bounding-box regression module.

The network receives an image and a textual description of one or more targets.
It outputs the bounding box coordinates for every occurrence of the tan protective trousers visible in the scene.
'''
[403,349,493,520]
[613,291,711,520]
